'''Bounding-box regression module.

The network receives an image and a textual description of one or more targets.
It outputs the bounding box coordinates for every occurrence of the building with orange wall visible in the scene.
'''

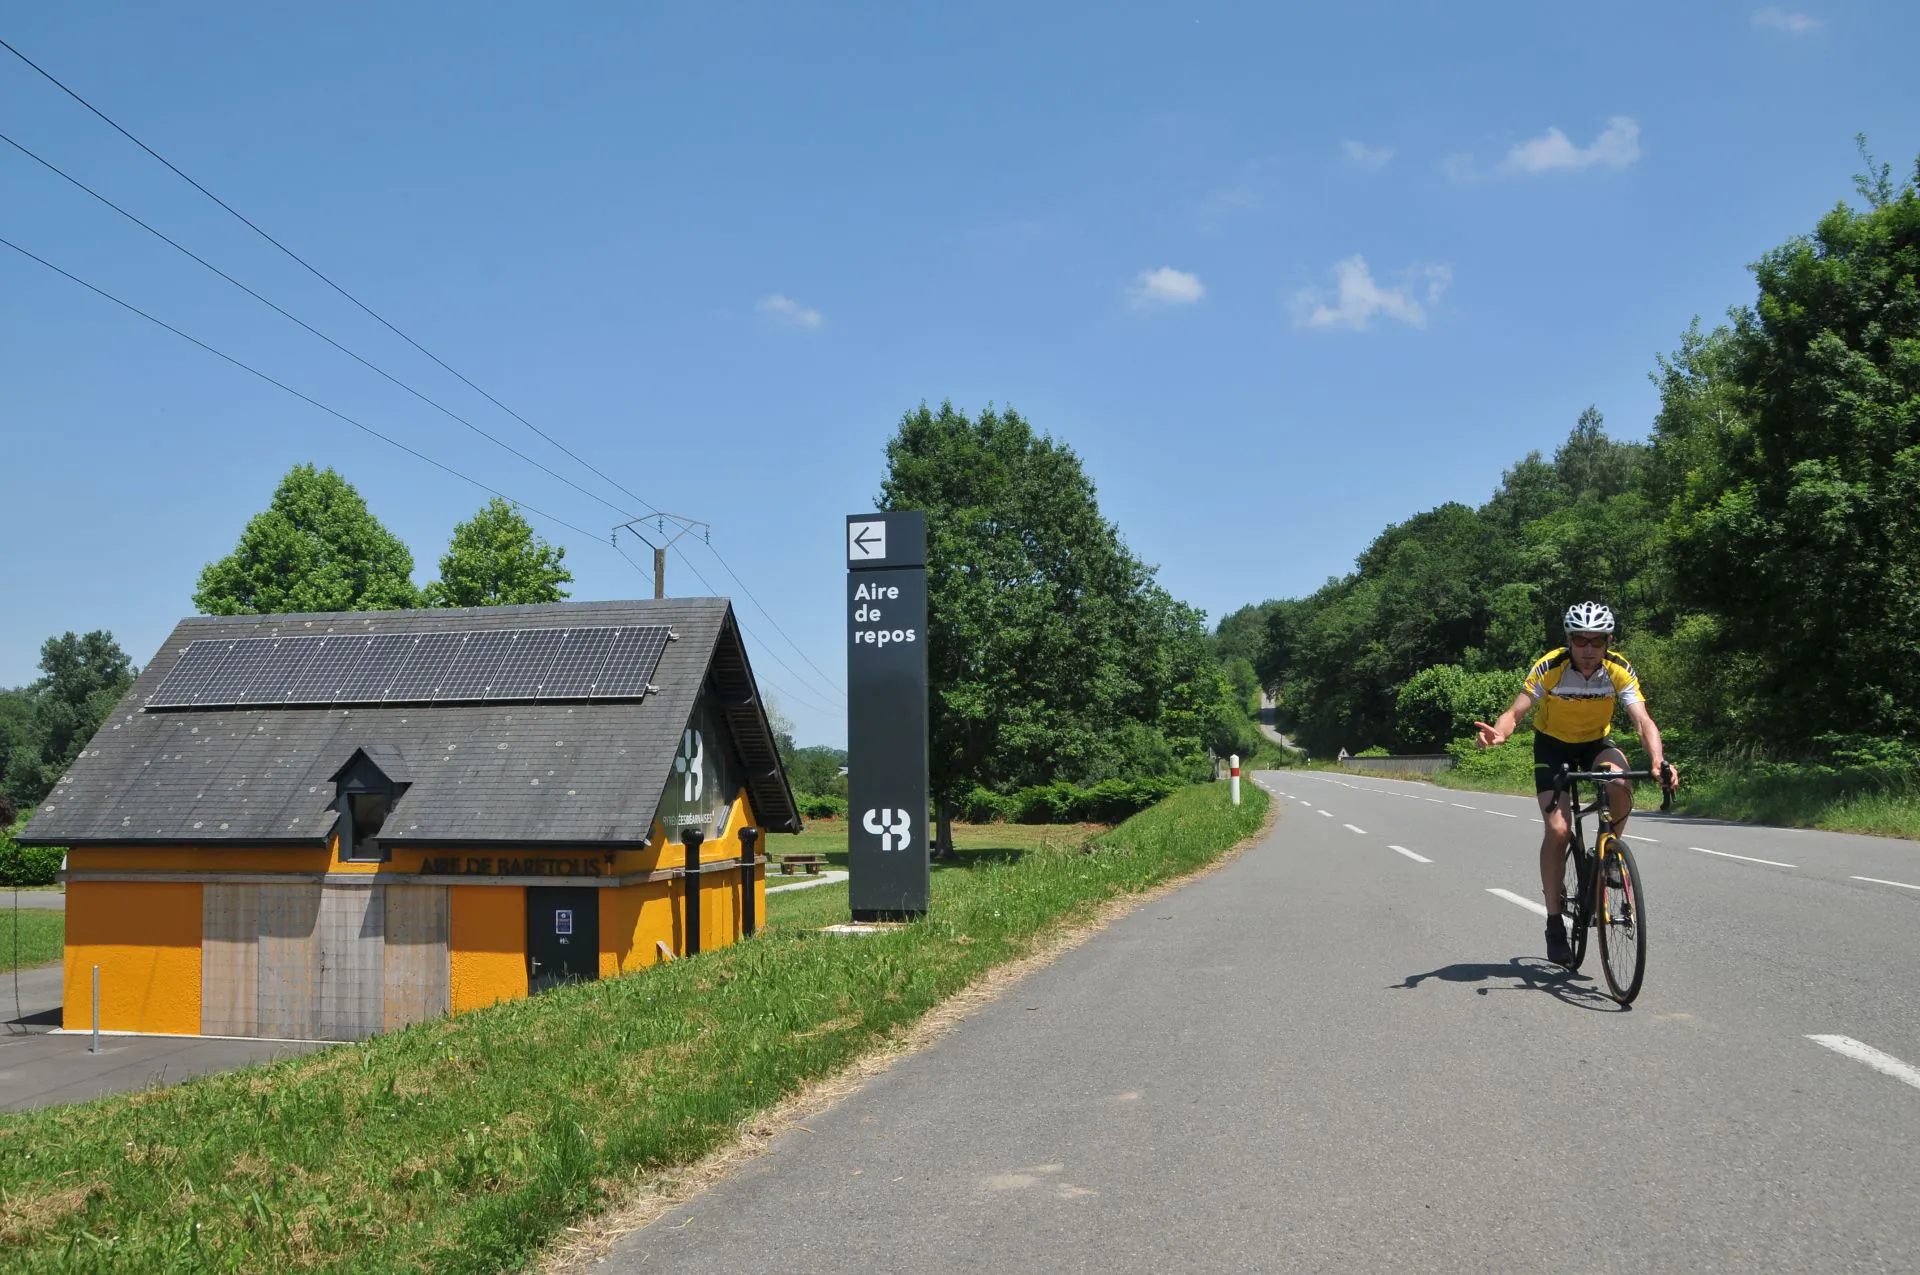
[16,598,800,1040]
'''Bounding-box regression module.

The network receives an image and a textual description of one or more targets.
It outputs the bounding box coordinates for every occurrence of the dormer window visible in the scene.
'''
[329,745,410,865]
[347,792,390,860]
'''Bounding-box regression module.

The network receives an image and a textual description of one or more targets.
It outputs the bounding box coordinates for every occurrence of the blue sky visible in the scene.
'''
[3,2,1915,748]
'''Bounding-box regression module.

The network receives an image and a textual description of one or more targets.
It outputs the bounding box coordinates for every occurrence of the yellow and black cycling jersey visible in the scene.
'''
[1522,648,1643,743]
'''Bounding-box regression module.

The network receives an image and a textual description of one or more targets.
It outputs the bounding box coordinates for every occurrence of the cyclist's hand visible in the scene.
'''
[1659,761,1680,791]
[1472,720,1505,749]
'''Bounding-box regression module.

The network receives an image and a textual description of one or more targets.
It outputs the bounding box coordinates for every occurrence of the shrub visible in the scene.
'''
[956,787,1009,823]
[0,813,62,887]
[1354,746,1391,758]
[794,793,847,820]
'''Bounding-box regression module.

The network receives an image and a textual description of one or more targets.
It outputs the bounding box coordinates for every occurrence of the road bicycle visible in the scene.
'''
[1553,764,1673,1005]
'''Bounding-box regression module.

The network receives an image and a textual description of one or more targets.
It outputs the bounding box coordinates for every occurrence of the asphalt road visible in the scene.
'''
[602,772,1919,1273]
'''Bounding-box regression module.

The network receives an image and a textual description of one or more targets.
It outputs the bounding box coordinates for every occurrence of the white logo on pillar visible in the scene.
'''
[675,729,705,802]
[862,807,913,852]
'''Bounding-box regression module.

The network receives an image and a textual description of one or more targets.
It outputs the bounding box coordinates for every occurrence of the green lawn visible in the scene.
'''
[1,909,62,973]
[0,785,1267,1272]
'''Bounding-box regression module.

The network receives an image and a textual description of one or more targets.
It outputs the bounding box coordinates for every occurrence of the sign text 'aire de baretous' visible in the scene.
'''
[845,511,930,919]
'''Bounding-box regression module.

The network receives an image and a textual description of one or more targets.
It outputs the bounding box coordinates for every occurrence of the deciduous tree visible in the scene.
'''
[194,465,419,614]
[423,498,572,608]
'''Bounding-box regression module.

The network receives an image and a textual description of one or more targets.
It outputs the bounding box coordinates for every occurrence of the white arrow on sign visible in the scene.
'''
[848,521,886,562]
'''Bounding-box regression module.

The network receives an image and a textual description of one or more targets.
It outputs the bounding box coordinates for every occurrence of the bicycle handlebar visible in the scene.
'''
[1555,764,1677,811]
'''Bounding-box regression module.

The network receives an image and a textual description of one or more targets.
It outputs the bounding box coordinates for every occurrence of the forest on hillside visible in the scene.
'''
[1219,145,1920,779]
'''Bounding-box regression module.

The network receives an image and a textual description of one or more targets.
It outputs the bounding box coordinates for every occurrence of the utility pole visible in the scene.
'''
[613,512,711,598]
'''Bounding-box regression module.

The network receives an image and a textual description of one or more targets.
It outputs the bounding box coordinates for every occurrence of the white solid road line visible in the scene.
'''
[1390,845,1431,864]
[1487,888,1550,918]
[1851,875,1920,892]
[1807,1036,1920,1092]
[1344,824,1367,835]
[1689,846,1796,869]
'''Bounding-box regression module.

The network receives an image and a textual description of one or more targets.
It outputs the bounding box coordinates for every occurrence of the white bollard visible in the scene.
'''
[1230,754,1241,806]
[91,964,101,1054]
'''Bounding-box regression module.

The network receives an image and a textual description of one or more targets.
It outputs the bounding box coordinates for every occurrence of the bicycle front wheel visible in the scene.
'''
[1560,844,1588,970]
[1597,836,1647,1003]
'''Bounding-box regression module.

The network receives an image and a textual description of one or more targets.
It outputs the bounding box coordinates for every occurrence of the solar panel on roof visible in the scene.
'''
[335,634,411,702]
[487,628,567,700]
[541,627,619,698]
[380,631,463,703]
[281,635,363,705]
[595,626,672,699]
[432,630,517,701]
[144,624,667,711]
[146,639,236,708]
[235,637,323,705]
[197,637,282,706]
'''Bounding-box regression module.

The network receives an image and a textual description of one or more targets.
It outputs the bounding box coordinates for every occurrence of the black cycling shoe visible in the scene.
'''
[1545,916,1573,966]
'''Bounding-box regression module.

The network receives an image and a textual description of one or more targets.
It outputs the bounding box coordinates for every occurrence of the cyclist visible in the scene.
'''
[1472,602,1677,965]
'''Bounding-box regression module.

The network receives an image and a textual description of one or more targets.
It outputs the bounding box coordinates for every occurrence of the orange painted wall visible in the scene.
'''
[449,885,526,1012]
[599,880,680,975]
[63,882,202,1035]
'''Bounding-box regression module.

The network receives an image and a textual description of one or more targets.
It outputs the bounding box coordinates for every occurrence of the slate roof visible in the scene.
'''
[18,598,801,848]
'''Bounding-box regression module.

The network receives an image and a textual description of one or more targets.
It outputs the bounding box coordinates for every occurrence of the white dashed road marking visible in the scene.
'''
[1485,810,1519,819]
[1851,875,1920,892]
[1487,888,1549,918]
[1390,845,1431,864]
[1318,810,1333,818]
[1343,824,1367,835]
[1451,803,1477,810]
[1626,835,1661,843]
[1689,846,1796,869]
[1807,1036,1920,1092]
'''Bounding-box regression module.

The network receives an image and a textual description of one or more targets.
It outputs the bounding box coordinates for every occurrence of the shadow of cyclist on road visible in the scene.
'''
[1389,957,1622,1011]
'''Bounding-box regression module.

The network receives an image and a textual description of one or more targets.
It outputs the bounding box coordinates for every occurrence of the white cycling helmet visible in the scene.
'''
[1564,601,1616,634]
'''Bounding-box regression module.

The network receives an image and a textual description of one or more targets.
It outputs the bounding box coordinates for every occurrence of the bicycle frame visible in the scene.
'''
[1556,766,1663,927]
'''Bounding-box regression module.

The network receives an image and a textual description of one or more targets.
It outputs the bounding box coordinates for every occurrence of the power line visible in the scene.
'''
[0,233,608,546]
[665,542,844,707]
[613,542,836,717]
[2,35,844,693]
[0,34,656,522]
[697,537,848,696]
[0,128,645,526]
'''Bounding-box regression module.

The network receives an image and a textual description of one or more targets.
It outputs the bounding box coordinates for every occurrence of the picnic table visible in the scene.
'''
[776,854,827,876]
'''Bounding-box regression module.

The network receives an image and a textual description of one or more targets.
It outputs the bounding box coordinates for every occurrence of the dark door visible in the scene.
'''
[527,887,600,994]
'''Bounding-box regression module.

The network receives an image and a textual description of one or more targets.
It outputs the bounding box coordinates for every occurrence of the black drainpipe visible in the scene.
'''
[682,827,705,957]
[739,827,760,937]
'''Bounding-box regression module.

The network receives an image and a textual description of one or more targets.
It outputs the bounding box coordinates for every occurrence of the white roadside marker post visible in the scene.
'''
[91,964,101,1054]
[1231,754,1241,806]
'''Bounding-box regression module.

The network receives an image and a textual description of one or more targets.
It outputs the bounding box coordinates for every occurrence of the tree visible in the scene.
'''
[1554,406,1644,503]
[1664,150,1920,744]
[423,498,572,608]
[3,631,136,806]
[194,464,419,615]
[879,402,1227,848]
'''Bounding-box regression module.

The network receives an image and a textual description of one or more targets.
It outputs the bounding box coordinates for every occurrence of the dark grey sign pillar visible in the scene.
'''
[846,511,930,921]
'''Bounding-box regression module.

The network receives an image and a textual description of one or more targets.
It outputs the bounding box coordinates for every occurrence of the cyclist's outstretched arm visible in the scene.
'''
[1624,701,1678,788]
[1474,690,1535,749]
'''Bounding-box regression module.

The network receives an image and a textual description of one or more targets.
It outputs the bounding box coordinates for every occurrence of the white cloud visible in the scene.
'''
[1294,256,1450,331]
[1129,267,1206,310]
[1752,6,1821,32]
[1342,140,1394,171]
[1500,116,1642,175]
[756,294,823,329]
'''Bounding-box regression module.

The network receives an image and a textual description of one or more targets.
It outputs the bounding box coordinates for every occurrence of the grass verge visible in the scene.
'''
[0,783,1266,1272]
[2,908,62,972]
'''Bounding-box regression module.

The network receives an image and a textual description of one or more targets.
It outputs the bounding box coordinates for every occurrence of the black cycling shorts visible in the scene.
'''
[1532,733,1624,794]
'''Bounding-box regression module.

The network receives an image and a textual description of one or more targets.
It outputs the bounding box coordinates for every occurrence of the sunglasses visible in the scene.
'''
[1568,633,1609,647]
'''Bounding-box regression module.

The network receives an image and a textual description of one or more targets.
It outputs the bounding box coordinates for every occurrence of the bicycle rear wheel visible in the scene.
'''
[1559,845,1588,970]
[1597,836,1647,1003]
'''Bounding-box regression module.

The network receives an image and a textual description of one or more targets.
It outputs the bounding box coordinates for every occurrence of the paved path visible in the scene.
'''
[602,771,1919,1273]
[1257,692,1303,753]
[4,889,63,910]
[1,962,330,1110]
